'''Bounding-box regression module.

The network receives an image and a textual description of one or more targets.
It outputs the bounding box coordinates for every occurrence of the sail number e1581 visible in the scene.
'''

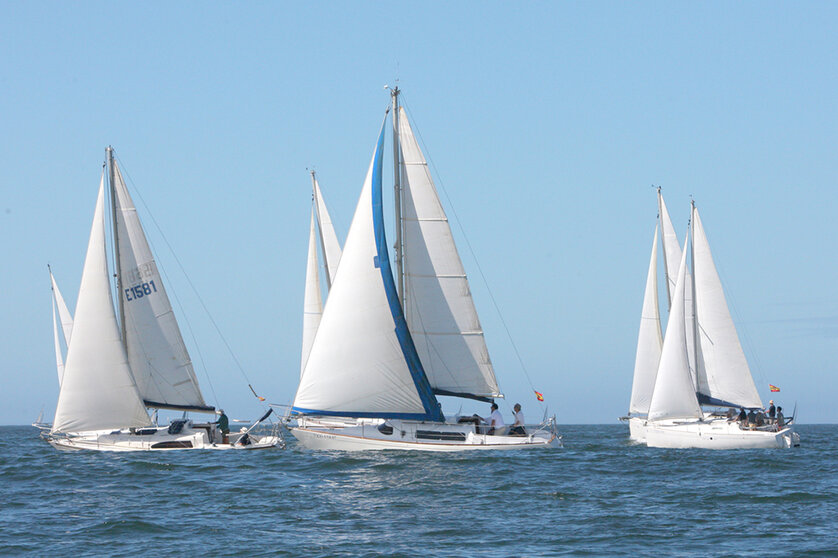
[125,280,158,302]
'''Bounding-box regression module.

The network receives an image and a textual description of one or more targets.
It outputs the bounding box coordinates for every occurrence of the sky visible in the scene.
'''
[0,2,835,426]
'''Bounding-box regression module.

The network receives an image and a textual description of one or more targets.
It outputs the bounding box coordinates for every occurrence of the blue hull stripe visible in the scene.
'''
[371,114,444,423]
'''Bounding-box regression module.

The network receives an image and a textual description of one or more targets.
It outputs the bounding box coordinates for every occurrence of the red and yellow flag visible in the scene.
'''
[769,384,780,393]
[535,390,544,402]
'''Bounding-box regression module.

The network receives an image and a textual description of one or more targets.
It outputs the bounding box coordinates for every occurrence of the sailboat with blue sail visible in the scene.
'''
[288,90,560,451]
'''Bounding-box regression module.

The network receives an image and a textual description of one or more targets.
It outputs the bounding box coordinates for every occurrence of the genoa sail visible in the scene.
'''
[629,226,662,415]
[648,234,702,422]
[52,177,151,434]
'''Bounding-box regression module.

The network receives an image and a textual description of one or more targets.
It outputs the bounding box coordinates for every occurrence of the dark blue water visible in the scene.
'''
[1,425,835,556]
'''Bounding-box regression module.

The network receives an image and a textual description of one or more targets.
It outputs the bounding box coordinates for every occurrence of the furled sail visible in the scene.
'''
[312,174,342,287]
[300,208,323,376]
[398,108,500,400]
[648,234,702,421]
[629,226,663,415]
[111,159,210,412]
[691,206,762,409]
[52,177,151,433]
[293,119,441,420]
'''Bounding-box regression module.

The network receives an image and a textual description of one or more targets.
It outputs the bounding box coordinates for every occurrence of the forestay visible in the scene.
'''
[293,120,440,420]
[52,178,151,433]
[398,108,500,400]
[111,161,209,411]
[629,226,662,415]
[691,206,762,409]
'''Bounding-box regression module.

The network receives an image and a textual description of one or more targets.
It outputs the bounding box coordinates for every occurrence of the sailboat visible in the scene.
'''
[628,193,798,449]
[44,148,281,451]
[287,90,560,451]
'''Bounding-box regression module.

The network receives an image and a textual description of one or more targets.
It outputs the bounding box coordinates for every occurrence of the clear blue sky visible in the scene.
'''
[1,2,835,425]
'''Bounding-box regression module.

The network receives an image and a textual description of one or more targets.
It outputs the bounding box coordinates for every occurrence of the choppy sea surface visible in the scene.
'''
[1,424,835,557]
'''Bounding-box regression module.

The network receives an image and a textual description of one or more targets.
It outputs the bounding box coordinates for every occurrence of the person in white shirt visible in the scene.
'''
[510,403,527,436]
[488,403,506,435]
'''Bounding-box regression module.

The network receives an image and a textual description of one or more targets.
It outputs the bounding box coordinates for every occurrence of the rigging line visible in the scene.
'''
[401,100,546,410]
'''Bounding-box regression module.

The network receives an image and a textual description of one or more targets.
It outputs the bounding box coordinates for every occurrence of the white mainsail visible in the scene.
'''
[111,160,208,411]
[52,177,151,434]
[648,234,702,422]
[300,208,323,376]
[691,205,762,409]
[312,174,342,287]
[398,108,500,399]
[629,226,663,415]
[293,125,432,418]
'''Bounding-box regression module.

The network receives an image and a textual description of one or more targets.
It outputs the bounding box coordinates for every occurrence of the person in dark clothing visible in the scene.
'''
[215,409,230,444]
[776,407,785,428]
[767,400,776,424]
[747,409,757,429]
[737,408,747,425]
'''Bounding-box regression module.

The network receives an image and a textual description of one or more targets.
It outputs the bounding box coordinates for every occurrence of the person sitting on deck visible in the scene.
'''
[737,408,747,425]
[767,400,776,425]
[747,409,757,429]
[509,403,527,436]
[776,407,785,429]
[215,409,230,444]
[487,403,506,436]
[755,411,765,428]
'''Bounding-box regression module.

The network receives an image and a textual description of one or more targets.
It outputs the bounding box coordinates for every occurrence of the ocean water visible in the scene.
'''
[1,424,835,557]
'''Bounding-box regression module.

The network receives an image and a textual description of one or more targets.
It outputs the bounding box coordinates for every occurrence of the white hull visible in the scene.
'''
[644,418,799,449]
[45,420,282,452]
[628,416,647,443]
[290,417,561,452]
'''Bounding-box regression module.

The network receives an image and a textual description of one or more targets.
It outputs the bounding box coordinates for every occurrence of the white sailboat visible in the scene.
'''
[287,90,560,451]
[45,148,281,451]
[628,195,798,449]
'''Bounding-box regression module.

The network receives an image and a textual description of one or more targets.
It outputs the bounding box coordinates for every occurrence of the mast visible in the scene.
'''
[690,200,700,393]
[310,170,332,291]
[657,186,672,310]
[391,86,405,307]
[106,146,126,349]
